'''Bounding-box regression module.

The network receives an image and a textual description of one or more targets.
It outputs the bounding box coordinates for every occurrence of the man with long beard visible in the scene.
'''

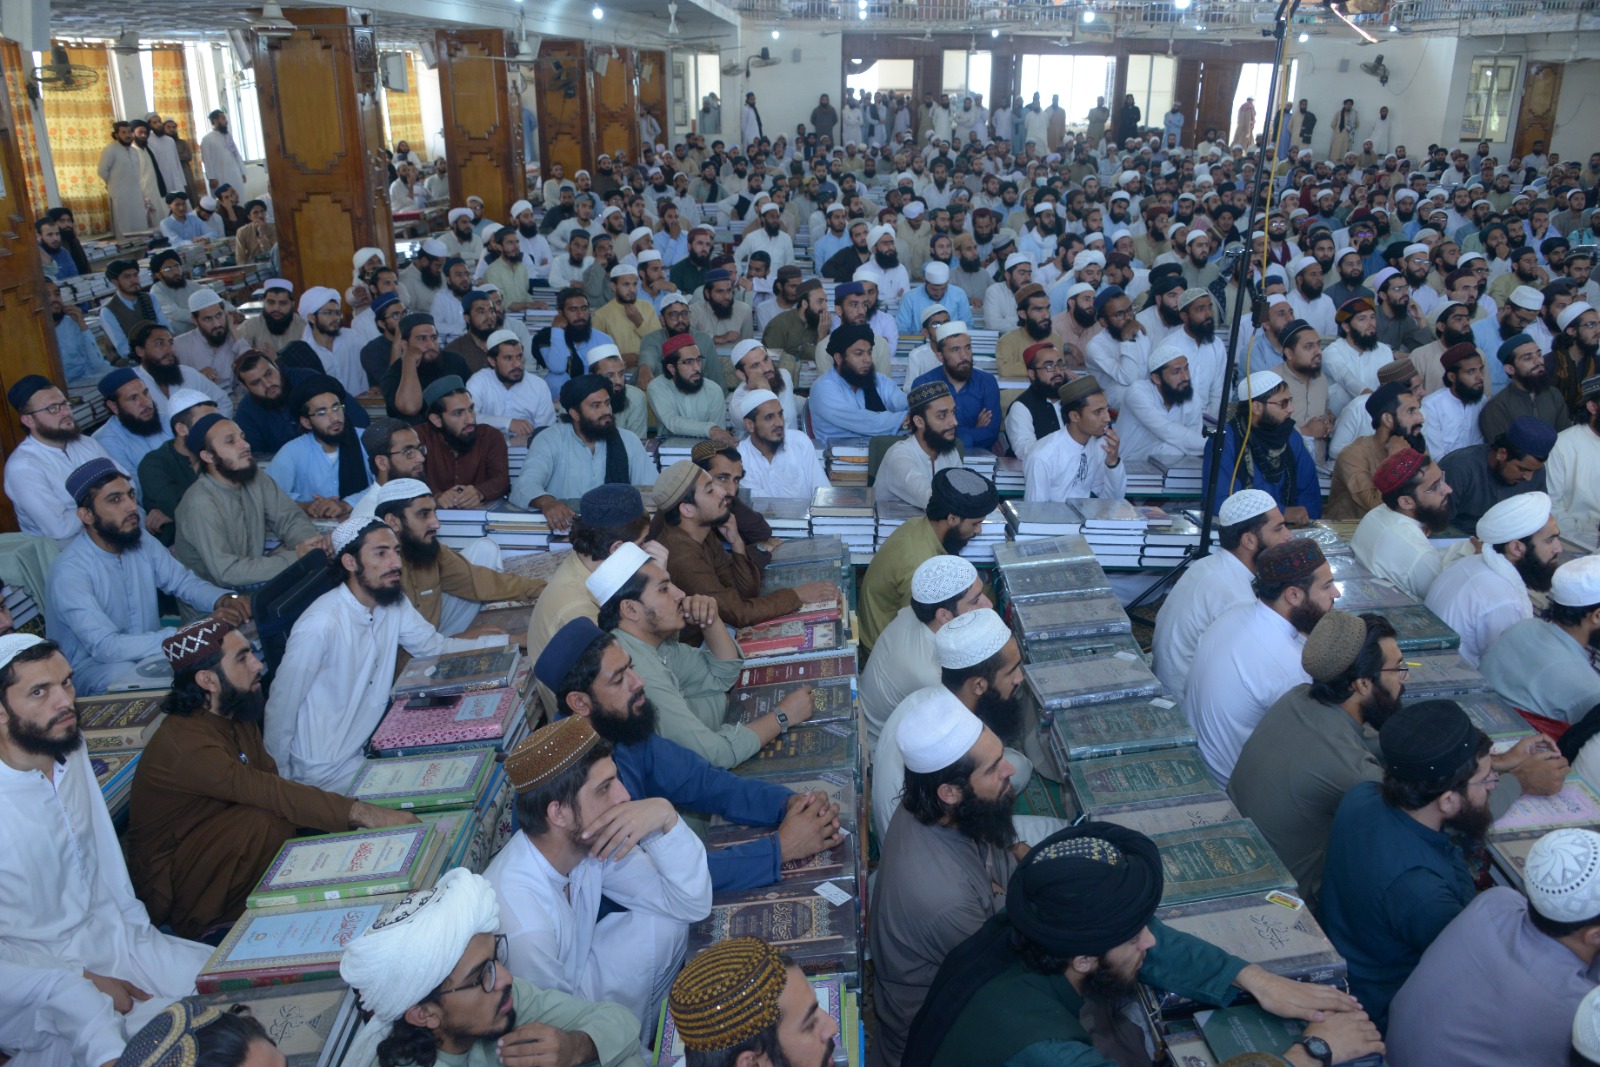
[761,277,830,377]
[1005,340,1067,461]
[413,377,508,510]
[1118,347,1205,465]
[511,374,657,525]
[441,205,484,263]
[995,282,1062,381]
[1480,332,1573,443]
[263,374,368,519]
[646,334,732,444]
[1325,246,1374,311]
[876,380,962,510]
[1287,254,1336,338]
[669,225,717,294]
[1349,447,1472,601]
[397,238,448,313]
[1135,270,1187,348]
[174,289,251,387]
[548,226,594,290]
[1322,297,1396,419]
[173,413,327,590]
[1419,343,1487,459]
[239,278,307,357]
[948,233,992,309]
[1208,372,1323,522]
[128,322,234,430]
[90,369,169,495]
[687,268,753,347]
[124,617,411,939]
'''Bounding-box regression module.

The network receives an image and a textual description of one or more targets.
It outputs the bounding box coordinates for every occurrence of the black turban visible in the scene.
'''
[825,322,876,358]
[928,467,998,521]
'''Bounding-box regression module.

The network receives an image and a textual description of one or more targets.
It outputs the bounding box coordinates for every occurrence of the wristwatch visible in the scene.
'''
[775,710,790,734]
[1292,1036,1332,1067]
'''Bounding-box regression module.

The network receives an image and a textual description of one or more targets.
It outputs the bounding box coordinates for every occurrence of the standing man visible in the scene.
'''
[742,92,763,147]
[199,109,247,194]
[1329,99,1360,160]
[97,121,150,237]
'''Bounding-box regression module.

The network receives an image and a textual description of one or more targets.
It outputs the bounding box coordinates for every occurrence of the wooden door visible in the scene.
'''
[1194,59,1241,148]
[592,48,639,160]
[1514,62,1562,159]
[637,50,667,152]
[437,29,523,226]
[536,39,592,181]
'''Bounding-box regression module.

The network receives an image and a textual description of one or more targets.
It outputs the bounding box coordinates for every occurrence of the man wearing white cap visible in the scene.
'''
[869,685,1021,1067]
[442,206,485,264]
[734,387,827,501]
[1546,360,1600,544]
[726,339,797,441]
[1117,345,1206,465]
[592,263,661,361]
[1426,491,1562,666]
[238,277,307,358]
[1153,489,1289,699]
[265,517,509,791]
[286,286,368,399]
[859,555,989,747]
[1208,371,1323,522]
[735,201,796,274]
[1387,828,1600,1065]
[173,288,251,390]
[0,633,214,1064]
[1480,554,1600,728]
[896,260,972,335]
[338,868,640,1067]
[465,329,555,439]
[983,252,1034,332]
[1287,255,1337,339]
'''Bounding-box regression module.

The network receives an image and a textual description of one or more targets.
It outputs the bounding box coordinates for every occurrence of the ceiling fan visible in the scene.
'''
[110,28,186,55]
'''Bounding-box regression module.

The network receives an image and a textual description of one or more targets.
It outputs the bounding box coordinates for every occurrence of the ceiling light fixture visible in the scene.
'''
[1389,22,1399,31]
[592,5,604,19]
[1174,0,1192,8]
[1297,31,1309,41]
[990,27,1000,37]
[771,28,780,38]
[1083,9,1095,22]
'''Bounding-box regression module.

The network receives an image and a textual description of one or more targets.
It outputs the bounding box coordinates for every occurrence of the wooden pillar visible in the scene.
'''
[592,47,639,160]
[0,38,63,532]
[254,8,392,292]
[535,39,591,183]
[436,29,524,225]
[990,52,1018,116]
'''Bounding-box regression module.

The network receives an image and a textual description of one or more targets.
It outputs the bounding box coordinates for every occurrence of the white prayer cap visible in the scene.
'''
[1476,491,1552,546]
[1552,556,1600,609]
[658,292,689,310]
[1005,253,1033,272]
[585,541,651,605]
[1266,294,1290,308]
[1177,191,1199,203]
[919,302,951,326]
[467,194,486,205]
[600,205,623,219]
[1559,302,1596,332]
[934,322,969,343]
[1032,201,1057,216]
[420,238,448,258]
[924,261,950,285]
[1084,232,1106,246]
[1074,251,1106,272]
[1335,245,1359,264]
[1064,282,1095,302]
[510,199,533,217]
[1166,222,1186,240]
[896,687,982,774]
[867,224,896,248]
[629,226,654,245]
[758,201,780,215]
[935,607,1012,670]
[447,207,473,225]
[199,195,218,211]
[331,516,384,557]
[583,343,623,369]
[1393,188,1419,202]
[188,288,225,314]
[903,202,925,219]
[1185,229,1211,248]
[375,478,432,507]
[854,264,885,285]
[608,263,637,279]
[297,286,340,317]
[733,388,780,423]
[1288,254,1318,278]
[484,329,520,353]
[1108,229,1132,245]
[1148,344,1186,374]
[636,250,663,265]
[826,202,848,215]
[912,555,978,606]
[166,389,214,421]
[1118,169,1140,185]
[1219,489,1278,528]
[340,869,501,1067]
[0,633,45,674]
[1403,243,1430,259]
[1508,285,1544,312]
[353,246,386,269]
[263,277,295,293]
[1238,370,1284,402]
[1577,986,1600,1061]
[730,339,765,367]
[1456,251,1486,267]
[1109,190,1132,203]
[1526,828,1600,923]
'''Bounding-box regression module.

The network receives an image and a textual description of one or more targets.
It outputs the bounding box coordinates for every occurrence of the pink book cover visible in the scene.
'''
[368,687,519,751]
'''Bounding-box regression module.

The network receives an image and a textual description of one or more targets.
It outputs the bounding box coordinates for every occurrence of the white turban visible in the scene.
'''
[297,286,339,318]
[447,207,473,225]
[895,687,982,774]
[1074,251,1106,273]
[352,246,387,271]
[935,608,1011,670]
[1477,491,1551,546]
[340,869,501,1067]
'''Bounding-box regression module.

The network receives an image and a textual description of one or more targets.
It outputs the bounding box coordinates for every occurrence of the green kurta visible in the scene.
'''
[645,376,729,439]
[859,517,947,653]
[173,469,320,590]
[135,441,198,547]
[612,627,753,767]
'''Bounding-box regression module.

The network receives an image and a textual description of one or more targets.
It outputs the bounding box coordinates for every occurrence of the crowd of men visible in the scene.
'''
[5,80,1600,1067]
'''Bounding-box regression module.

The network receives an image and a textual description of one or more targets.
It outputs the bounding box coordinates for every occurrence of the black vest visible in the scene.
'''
[1009,388,1061,453]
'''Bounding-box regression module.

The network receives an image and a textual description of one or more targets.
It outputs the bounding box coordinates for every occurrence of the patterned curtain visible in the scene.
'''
[383,53,427,158]
[0,40,48,216]
[149,49,195,140]
[39,43,114,233]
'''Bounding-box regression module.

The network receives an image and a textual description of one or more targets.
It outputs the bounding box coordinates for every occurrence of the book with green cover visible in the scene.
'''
[1385,602,1461,651]
[1049,694,1194,760]
[345,750,495,810]
[391,646,522,697]
[1023,654,1163,711]
[1195,1003,1303,1061]
[248,824,436,909]
[1092,795,1240,837]
[196,895,406,991]
[1068,747,1221,813]
[734,723,858,780]
[1150,820,1295,907]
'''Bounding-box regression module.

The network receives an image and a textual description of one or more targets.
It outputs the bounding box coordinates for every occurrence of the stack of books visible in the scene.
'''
[1121,458,1165,494]
[1,583,43,635]
[999,552,1113,609]
[809,487,876,562]
[506,442,529,481]
[1151,455,1205,493]
[1398,651,1490,698]
[762,537,856,611]
[391,646,523,699]
[78,691,167,753]
[960,449,997,484]
[247,824,441,910]
[725,656,857,726]
[344,749,498,811]
[368,685,527,758]
[483,509,551,552]
[656,436,703,469]
[1001,499,1083,539]
[734,599,845,660]
[1073,498,1150,567]
[1149,819,1296,907]
[959,507,1008,562]
[1021,648,1159,728]
[825,438,871,485]
[993,532,1096,572]
[196,894,408,992]
[189,979,359,1066]
[93,751,140,824]
[1011,596,1133,659]
[1139,515,1211,569]
[753,496,811,539]
[435,508,488,548]
[874,495,922,548]
[993,454,1025,494]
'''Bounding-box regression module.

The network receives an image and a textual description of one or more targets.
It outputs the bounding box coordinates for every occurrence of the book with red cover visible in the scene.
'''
[736,619,841,656]
[738,652,858,688]
[725,675,855,727]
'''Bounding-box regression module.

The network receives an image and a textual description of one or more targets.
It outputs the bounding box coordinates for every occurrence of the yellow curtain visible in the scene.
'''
[149,49,195,140]
[39,43,113,234]
[1,41,48,217]
[384,53,426,158]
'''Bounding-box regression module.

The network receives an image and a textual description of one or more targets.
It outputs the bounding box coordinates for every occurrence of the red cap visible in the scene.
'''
[662,332,698,358]
[1440,342,1478,370]
[1374,447,1427,496]
[1023,341,1059,368]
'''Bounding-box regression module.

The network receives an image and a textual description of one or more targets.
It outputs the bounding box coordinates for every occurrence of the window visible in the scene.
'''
[941,50,993,103]
[1230,60,1297,149]
[847,58,914,95]
[1017,53,1116,124]
[189,41,266,162]
[1460,57,1519,142]
[1125,54,1176,129]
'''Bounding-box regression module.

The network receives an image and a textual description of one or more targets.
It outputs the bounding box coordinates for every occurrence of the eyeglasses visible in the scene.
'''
[308,402,345,419]
[24,400,70,417]
[1380,662,1416,677]
[437,934,508,996]
[388,444,429,459]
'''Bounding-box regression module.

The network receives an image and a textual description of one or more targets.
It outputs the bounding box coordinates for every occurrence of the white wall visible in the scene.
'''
[720,29,842,147]
[1545,59,1600,161]
[1283,36,1456,159]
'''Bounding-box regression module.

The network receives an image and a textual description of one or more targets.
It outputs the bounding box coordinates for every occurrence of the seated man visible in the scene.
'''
[904,822,1377,1067]
[173,414,327,591]
[726,340,798,442]
[860,555,990,749]
[238,277,305,357]
[1350,448,1473,601]
[1438,417,1555,535]
[640,292,726,391]
[337,868,641,1067]
[374,479,545,638]
[909,322,1001,453]
[3,374,118,545]
[1024,376,1127,501]
[46,460,248,695]
[380,312,473,425]
[92,368,169,497]
[537,616,842,893]
[233,352,370,457]
[1480,332,1572,444]
[734,389,829,500]
[1322,297,1396,416]
[1548,369,1600,548]
[1320,700,1498,1031]
[1003,340,1068,462]
[465,329,556,437]
[263,373,368,520]
[346,417,428,516]
[1185,538,1339,788]
[646,333,732,444]
[1207,371,1323,523]
[870,688,1022,1067]
[1324,382,1426,520]
[876,380,962,510]
[1426,491,1561,665]
[1388,828,1600,1065]
[416,376,510,509]
[1481,554,1600,726]
[583,343,649,441]
[0,635,213,1062]
[589,545,804,769]
[264,517,508,791]
[137,389,216,547]
[859,468,997,653]
[510,374,656,528]
[486,716,710,1043]
[668,937,840,1067]
[1118,345,1205,464]
[807,323,908,447]
[1419,343,1487,460]
[1270,319,1334,464]
[126,618,414,939]
[995,281,1064,379]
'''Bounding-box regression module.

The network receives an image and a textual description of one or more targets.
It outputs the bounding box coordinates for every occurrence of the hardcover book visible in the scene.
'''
[1401,652,1489,697]
[1011,596,1132,642]
[248,825,435,909]
[991,533,1096,569]
[196,895,406,991]
[1000,561,1113,604]
[810,487,874,516]
[734,723,858,780]
[77,691,167,749]
[1023,654,1162,711]
[1049,694,1195,760]
[391,646,522,698]
[1150,820,1295,907]
[736,620,841,657]
[1448,691,1537,740]
[1488,828,1550,893]
[1023,633,1146,666]
[1069,748,1221,814]
[189,979,353,1066]
[1092,795,1241,837]
[92,750,140,790]
[725,676,856,727]
[1384,603,1461,651]
[1069,498,1147,528]
[345,750,494,810]
[1491,777,1600,833]
[738,652,859,688]
[1150,894,1345,1010]
[1195,1004,1306,1062]
[688,879,859,978]
[1331,577,1416,610]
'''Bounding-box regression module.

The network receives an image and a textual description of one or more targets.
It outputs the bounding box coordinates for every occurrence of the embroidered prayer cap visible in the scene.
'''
[896,686,983,773]
[935,607,1011,670]
[653,460,704,514]
[1552,556,1600,610]
[1176,287,1211,311]
[728,388,777,424]
[608,263,637,280]
[729,339,764,368]
[1577,984,1600,1061]
[376,478,432,508]
[7,374,54,412]
[1013,282,1046,309]
[114,999,225,1067]
[333,517,386,558]
[1559,302,1596,332]
[1476,491,1551,546]
[912,554,978,607]
[480,329,518,355]
[1058,375,1106,407]
[97,367,140,400]
[162,616,234,672]
[928,467,998,521]
[1527,828,1600,924]
[934,321,969,344]
[586,541,652,606]
[689,441,722,467]
[1508,285,1544,312]
[1006,821,1164,958]
[1238,370,1285,402]
[669,937,789,1052]
[0,633,44,674]
[1023,341,1059,368]
[658,292,690,311]
[187,288,225,314]
[1301,610,1369,682]
[661,332,699,359]
[1506,416,1557,460]
[1335,296,1375,323]
[1373,447,1427,496]
[1379,699,1482,783]
[924,261,950,285]
[506,715,602,793]
[65,457,125,507]
[1218,489,1276,528]
[919,302,951,327]
[340,868,501,1067]
[296,285,340,318]
[1584,374,1600,400]
[1254,538,1326,584]
[421,374,467,410]
[560,373,611,412]
[1148,345,1186,374]
[165,389,215,423]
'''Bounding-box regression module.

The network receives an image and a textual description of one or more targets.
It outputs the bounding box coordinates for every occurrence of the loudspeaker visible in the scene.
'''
[419,40,438,69]
[227,28,257,70]
[380,52,409,92]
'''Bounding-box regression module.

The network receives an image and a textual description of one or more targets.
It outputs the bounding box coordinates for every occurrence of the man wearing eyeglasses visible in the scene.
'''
[2,375,121,545]
[233,351,371,457]
[263,375,368,521]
